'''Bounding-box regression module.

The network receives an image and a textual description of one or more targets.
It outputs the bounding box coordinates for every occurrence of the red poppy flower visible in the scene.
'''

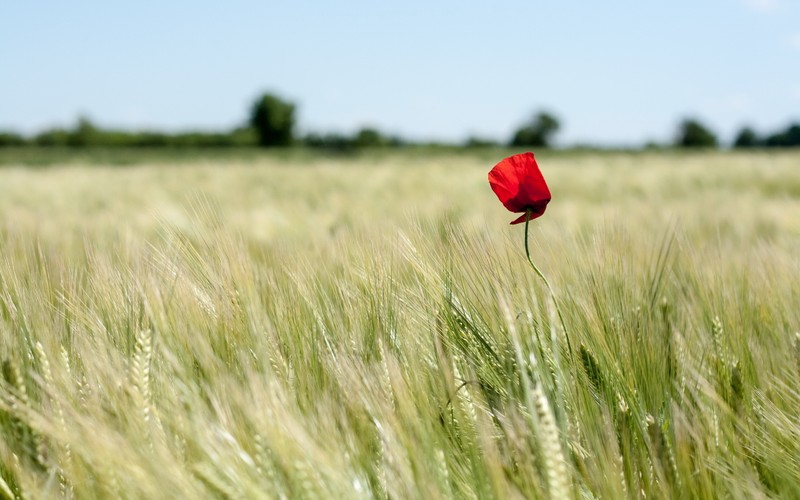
[488,152,551,225]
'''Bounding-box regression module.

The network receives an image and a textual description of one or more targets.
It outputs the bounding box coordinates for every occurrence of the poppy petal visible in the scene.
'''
[509,200,550,224]
[488,152,552,221]
[488,164,520,211]
[510,213,531,225]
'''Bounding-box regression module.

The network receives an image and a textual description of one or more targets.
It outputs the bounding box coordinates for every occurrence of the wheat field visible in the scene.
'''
[0,150,799,499]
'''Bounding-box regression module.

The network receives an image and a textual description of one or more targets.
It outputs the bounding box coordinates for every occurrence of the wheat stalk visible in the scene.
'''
[532,383,572,500]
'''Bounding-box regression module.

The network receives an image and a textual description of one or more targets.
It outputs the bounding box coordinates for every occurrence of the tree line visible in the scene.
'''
[1,92,798,149]
[672,118,800,149]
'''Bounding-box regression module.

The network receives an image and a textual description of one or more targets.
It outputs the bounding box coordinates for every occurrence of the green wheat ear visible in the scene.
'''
[729,361,744,414]
[2,358,47,469]
[533,383,572,500]
[130,329,156,429]
[34,342,72,492]
[579,343,605,396]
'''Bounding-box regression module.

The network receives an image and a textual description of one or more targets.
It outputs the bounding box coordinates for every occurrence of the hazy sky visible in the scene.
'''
[2,1,799,145]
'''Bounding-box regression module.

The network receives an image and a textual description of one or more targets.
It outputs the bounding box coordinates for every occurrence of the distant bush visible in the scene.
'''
[304,132,356,152]
[34,128,72,147]
[17,118,259,149]
[764,123,800,148]
[353,128,386,148]
[674,118,718,148]
[643,140,667,150]
[0,131,26,146]
[732,126,760,148]
[303,127,403,152]
[227,127,259,147]
[464,136,499,148]
[92,130,153,148]
[510,111,560,148]
[68,116,99,147]
[159,130,255,148]
[250,93,296,147]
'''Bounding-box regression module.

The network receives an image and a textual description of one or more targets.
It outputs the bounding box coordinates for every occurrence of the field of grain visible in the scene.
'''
[1,150,799,498]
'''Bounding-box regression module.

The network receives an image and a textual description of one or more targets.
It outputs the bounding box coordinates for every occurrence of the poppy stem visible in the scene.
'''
[523,210,573,358]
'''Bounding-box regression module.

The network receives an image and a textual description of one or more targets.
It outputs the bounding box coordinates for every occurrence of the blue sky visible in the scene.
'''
[2,0,799,146]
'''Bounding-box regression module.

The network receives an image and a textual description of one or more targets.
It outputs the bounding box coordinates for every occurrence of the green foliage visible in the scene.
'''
[303,127,402,152]
[674,118,718,148]
[733,126,760,148]
[227,127,260,147]
[730,123,800,149]
[353,127,389,148]
[510,111,561,147]
[34,128,72,147]
[3,98,798,151]
[464,136,499,148]
[0,131,26,147]
[764,123,800,147]
[24,119,259,149]
[68,116,99,147]
[304,132,357,152]
[249,93,296,147]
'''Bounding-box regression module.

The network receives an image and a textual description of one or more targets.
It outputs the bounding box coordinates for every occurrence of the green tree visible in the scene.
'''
[0,131,26,147]
[249,93,296,147]
[732,126,760,148]
[510,111,560,147]
[68,116,98,147]
[764,123,800,147]
[353,127,385,148]
[34,128,71,147]
[675,118,718,148]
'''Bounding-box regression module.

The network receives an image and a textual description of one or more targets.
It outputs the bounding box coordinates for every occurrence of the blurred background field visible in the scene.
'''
[3,149,800,245]
[1,150,799,498]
